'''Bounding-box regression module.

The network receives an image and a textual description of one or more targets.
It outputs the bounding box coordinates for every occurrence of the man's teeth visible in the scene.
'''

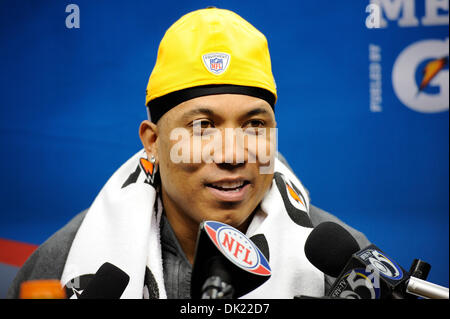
[210,181,245,190]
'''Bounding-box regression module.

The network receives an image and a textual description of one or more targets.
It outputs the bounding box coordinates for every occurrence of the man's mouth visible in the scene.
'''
[205,179,251,202]
[206,180,250,192]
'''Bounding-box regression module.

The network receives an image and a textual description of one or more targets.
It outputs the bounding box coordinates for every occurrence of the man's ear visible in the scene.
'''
[139,120,159,162]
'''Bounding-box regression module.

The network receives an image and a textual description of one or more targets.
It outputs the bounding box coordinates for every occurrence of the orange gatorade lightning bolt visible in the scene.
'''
[419,56,448,92]
[286,183,304,206]
[139,157,155,182]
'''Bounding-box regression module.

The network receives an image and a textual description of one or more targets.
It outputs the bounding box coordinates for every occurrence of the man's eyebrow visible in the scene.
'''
[180,106,272,121]
[243,107,271,118]
[181,107,215,120]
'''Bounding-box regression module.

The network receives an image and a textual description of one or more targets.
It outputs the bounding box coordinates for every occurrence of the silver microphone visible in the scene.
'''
[406,276,449,299]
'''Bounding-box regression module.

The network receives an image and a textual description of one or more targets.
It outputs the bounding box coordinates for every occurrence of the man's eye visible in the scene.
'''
[244,119,265,129]
[192,119,215,128]
[191,119,215,136]
[243,120,266,135]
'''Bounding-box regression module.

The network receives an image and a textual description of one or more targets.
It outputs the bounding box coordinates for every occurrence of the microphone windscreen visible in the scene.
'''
[304,222,360,277]
[78,262,130,299]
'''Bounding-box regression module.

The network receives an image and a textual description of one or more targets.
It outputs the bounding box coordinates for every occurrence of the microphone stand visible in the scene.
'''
[201,276,234,299]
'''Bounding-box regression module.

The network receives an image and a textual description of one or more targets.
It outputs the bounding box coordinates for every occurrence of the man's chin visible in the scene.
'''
[199,207,253,231]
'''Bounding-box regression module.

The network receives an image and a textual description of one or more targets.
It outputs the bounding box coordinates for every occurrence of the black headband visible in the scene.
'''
[146,84,276,124]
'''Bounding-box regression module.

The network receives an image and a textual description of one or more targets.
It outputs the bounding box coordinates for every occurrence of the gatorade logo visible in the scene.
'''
[392,38,449,113]
[204,221,271,276]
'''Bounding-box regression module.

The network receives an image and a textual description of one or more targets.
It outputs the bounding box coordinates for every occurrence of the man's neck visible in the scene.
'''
[164,212,198,265]
[160,191,199,264]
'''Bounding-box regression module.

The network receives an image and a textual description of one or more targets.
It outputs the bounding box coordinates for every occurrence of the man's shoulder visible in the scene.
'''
[6,210,87,299]
[309,204,370,249]
[276,152,370,248]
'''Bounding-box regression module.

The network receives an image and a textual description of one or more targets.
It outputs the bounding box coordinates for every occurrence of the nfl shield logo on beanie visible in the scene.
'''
[202,52,231,75]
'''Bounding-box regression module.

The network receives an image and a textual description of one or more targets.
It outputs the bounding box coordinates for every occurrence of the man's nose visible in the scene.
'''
[214,128,247,166]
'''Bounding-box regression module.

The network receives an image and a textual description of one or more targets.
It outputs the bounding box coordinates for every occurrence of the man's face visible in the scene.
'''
[152,94,276,232]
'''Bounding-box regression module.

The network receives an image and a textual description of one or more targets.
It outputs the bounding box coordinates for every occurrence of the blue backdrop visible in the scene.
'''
[1,0,448,290]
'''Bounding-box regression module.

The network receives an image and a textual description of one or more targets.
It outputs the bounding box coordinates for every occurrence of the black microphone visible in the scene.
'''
[305,222,449,299]
[78,262,130,299]
[305,222,409,299]
[191,221,271,299]
[304,221,361,278]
